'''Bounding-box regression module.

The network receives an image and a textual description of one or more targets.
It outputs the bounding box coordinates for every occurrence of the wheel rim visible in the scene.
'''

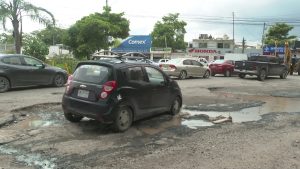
[180,71,186,79]
[0,77,9,90]
[55,75,64,86]
[172,99,180,114]
[119,109,130,128]
[261,70,266,79]
[204,71,210,78]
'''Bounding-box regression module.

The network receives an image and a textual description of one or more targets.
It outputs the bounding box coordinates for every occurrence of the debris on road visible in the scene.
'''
[0,113,15,128]
[212,116,232,124]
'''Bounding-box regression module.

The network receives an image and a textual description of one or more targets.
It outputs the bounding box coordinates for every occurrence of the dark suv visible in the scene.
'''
[62,59,182,132]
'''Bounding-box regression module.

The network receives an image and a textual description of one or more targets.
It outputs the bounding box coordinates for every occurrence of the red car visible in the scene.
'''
[209,60,234,77]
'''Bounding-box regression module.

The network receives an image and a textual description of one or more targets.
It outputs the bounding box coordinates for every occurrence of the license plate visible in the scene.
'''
[78,89,89,98]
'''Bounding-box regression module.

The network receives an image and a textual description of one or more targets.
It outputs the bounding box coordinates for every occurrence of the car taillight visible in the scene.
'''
[159,64,162,69]
[65,75,73,94]
[99,81,117,99]
[169,64,176,70]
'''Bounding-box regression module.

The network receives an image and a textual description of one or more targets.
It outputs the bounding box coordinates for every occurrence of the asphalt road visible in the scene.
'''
[0,75,299,169]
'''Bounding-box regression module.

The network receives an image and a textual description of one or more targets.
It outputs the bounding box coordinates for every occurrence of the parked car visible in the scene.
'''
[0,54,68,92]
[209,60,235,77]
[157,59,169,64]
[62,59,182,132]
[234,55,288,81]
[160,58,211,79]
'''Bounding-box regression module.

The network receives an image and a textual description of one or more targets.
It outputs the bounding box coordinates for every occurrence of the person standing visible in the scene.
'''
[290,55,297,75]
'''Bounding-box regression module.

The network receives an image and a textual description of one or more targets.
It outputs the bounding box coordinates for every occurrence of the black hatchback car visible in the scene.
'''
[0,54,68,92]
[62,59,182,132]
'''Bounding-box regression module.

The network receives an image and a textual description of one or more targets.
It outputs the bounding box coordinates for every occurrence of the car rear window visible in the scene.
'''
[73,64,112,84]
[213,60,225,64]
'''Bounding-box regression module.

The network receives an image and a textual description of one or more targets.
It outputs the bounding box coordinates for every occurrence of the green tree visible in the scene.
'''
[22,34,49,61]
[64,6,129,59]
[151,13,187,51]
[264,23,296,46]
[0,32,14,43]
[33,26,67,46]
[0,0,55,54]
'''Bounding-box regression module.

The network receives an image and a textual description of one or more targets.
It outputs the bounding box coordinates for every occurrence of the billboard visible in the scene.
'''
[112,35,152,53]
[263,46,285,55]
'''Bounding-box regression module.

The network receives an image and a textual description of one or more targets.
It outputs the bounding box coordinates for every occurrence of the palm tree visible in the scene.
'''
[0,0,55,53]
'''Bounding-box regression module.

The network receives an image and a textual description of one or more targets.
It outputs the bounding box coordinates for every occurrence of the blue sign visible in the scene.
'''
[112,35,152,53]
[263,46,285,54]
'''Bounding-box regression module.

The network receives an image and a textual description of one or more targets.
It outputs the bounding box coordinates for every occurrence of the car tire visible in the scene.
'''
[203,70,210,78]
[53,74,65,87]
[258,69,266,81]
[224,70,231,77]
[170,97,182,115]
[0,76,10,93]
[64,112,83,122]
[113,105,133,132]
[298,70,300,75]
[280,69,288,79]
[179,71,187,80]
[238,74,245,78]
[211,73,215,76]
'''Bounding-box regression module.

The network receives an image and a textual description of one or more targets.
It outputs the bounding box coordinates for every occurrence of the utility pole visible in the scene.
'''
[232,12,235,53]
[261,23,266,48]
[242,37,246,53]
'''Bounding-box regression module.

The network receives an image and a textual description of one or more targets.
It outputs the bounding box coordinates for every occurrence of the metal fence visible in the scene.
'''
[0,44,15,53]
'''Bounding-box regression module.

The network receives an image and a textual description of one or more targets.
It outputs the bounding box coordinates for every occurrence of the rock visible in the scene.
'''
[28,130,41,136]
[0,113,15,127]
[212,116,232,124]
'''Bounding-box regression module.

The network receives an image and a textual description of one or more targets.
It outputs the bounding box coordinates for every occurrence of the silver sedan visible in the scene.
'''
[160,58,211,79]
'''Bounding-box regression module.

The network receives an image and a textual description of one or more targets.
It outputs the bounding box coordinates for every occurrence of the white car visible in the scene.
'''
[157,59,170,64]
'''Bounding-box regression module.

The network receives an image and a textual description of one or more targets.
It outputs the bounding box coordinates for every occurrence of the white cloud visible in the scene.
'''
[4,0,300,45]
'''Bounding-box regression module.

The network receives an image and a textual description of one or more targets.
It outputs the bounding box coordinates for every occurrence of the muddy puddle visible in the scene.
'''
[181,95,300,129]
[0,146,56,169]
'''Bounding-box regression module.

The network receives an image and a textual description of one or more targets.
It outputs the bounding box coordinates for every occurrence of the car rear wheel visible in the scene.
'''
[113,105,133,132]
[179,71,187,80]
[211,73,215,76]
[170,97,182,115]
[203,70,210,78]
[64,112,83,122]
[53,74,65,87]
[238,74,245,78]
[280,69,288,79]
[0,76,10,93]
[224,70,231,77]
[258,69,266,81]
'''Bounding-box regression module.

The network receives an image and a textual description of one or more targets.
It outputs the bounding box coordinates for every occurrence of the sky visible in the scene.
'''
[4,0,300,46]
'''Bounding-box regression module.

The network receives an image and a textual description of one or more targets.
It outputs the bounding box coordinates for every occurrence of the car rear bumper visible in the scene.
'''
[234,69,258,75]
[62,95,115,123]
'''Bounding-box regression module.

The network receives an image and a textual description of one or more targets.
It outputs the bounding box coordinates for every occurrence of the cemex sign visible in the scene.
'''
[112,35,152,53]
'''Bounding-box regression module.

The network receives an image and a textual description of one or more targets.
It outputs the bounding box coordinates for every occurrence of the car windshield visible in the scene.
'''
[73,64,112,84]
[166,58,183,64]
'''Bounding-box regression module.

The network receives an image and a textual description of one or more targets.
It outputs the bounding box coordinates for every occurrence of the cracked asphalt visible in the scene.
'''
[0,75,299,169]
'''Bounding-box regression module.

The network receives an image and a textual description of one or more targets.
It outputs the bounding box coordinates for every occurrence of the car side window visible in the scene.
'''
[191,60,202,66]
[145,67,165,85]
[127,67,145,82]
[23,57,42,66]
[2,56,22,65]
[183,60,192,65]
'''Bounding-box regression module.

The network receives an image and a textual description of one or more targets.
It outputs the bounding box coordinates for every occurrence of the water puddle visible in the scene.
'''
[181,106,262,129]
[0,146,56,169]
[29,120,58,128]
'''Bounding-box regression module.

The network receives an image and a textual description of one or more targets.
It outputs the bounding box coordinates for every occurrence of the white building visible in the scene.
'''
[187,34,234,62]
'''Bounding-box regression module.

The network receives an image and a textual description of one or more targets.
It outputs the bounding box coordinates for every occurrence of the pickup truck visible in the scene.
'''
[234,56,288,81]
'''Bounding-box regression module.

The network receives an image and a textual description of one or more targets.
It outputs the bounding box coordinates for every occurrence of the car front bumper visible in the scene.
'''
[234,69,258,75]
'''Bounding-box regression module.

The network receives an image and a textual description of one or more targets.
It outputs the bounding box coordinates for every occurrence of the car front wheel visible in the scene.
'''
[170,97,182,115]
[280,70,288,79]
[179,71,187,80]
[0,76,10,93]
[203,70,210,78]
